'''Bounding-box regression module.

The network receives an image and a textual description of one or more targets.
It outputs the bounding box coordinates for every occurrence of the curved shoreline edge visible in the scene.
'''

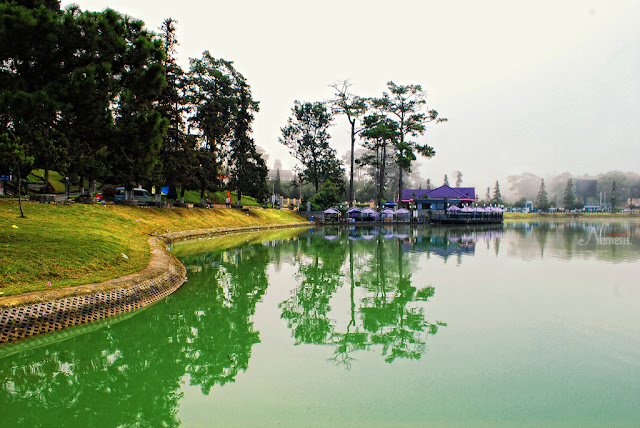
[0,222,310,345]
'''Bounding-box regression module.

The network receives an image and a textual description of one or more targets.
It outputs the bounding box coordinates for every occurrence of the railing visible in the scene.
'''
[431,211,503,223]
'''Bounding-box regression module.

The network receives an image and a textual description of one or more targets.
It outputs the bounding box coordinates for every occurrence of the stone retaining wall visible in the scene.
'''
[0,222,309,345]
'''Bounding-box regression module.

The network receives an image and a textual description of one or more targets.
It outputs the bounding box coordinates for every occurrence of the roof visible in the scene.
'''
[400,189,431,201]
[401,185,477,202]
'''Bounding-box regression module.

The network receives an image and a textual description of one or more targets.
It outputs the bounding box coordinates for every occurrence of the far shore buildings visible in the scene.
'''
[400,185,477,210]
[267,159,295,182]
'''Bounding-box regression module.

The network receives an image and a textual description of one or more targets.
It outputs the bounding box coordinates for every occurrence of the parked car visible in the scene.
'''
[114,187,153,206]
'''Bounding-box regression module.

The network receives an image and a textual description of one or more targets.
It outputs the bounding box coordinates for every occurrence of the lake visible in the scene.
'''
[1,221,639,427]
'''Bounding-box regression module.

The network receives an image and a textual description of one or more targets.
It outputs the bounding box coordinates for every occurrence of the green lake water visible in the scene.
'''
[1,221,639,427]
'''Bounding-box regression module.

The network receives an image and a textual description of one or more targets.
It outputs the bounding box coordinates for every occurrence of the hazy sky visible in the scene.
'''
[62,0,640,193]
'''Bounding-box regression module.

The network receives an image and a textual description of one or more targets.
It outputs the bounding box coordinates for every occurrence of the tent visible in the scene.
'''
[323,208,339,222]
[395,208,410,222]
[381,208,395,222]
[360,207,380,222]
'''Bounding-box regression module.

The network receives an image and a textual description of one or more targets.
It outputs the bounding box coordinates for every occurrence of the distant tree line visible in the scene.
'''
[0,1,268,205]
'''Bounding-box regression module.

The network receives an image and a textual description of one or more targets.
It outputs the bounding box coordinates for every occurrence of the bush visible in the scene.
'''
[310,182,342,210]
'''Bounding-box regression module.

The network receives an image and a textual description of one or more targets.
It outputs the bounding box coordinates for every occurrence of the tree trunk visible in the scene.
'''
[154,185,161,203]
[398,168,403,208]
[349,119,355,207]
[179,187,185,204]
[380,143,387,208]
[17,165,25,218]
[79,175,85,195]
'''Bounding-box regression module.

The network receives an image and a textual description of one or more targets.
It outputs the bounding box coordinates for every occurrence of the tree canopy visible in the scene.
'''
[279,101,345,194]
[0,4,270,205]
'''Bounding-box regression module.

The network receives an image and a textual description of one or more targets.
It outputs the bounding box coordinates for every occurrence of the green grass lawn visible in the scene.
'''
[178,189,260,206]
[0,201,305,296]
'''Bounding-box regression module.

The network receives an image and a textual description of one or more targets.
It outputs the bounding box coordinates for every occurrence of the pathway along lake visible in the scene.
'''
[1,221,639,427]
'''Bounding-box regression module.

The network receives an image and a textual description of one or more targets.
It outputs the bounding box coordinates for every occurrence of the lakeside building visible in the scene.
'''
[400,185,477,210]
[399,185,504,224]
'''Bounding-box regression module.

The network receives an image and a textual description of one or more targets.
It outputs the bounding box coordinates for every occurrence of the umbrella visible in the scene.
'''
[447,205,462,211]
[461,206,474,212]
[323,208,339,214]
[361,208,379,216]
[381,208,396,214]
[347,207,361,214]
[396,208,410,214]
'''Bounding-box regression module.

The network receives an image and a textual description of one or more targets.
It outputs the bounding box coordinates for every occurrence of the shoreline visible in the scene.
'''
[0,222,310,345]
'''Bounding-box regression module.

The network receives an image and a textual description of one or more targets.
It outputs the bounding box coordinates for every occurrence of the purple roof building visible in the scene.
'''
[401,185,476,204]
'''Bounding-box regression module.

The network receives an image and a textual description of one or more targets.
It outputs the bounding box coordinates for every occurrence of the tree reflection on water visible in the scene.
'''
[0,243,273,427]
[279,229,446,367]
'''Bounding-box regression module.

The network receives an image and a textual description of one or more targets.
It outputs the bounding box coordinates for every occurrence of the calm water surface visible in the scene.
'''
[1,221,639,427]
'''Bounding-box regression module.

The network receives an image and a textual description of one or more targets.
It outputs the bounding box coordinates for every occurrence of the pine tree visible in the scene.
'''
[492,181,502,205]
[563,178,575,209]
[280,101,344,193]
[535,179,550,211]
[371,81,446,203]
[610,181,617,211]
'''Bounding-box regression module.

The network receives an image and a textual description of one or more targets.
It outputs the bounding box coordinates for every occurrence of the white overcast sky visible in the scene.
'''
[63,0,640,192]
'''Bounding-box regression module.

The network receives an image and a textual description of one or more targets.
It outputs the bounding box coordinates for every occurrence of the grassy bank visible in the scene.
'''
[504,212,640,220]
[0,201,305,296]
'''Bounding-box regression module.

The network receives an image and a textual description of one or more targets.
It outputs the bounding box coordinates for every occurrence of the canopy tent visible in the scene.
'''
[395,208,410,222]
[381,208,395,222]
[360,207,380,216]
[323,208,339,222]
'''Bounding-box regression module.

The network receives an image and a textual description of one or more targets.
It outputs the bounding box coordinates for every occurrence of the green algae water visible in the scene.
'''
[1,221,639,427]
